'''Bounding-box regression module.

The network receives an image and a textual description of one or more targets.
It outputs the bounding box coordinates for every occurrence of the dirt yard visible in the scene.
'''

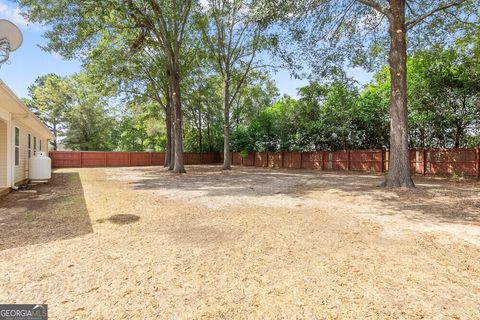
[0,166,479,319]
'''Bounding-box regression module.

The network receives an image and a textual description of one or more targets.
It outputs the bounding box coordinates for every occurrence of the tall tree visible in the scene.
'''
[25,74,71,150]
[62,74,117,151]
[254,0,478,187]
[84,31,173,167]
[124,0,195,173]
[201,0,264,170]
[17,0,195,173]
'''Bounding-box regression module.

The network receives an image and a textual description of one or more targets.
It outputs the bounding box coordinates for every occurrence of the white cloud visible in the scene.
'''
[0,2,43,31]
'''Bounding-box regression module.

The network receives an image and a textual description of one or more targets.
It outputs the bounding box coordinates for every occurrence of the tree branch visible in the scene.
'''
[406,0,469,30]
[355,0,390,17]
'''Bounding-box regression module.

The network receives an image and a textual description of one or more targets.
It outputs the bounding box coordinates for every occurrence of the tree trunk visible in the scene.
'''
[52,124,58,151]
[454,121,463,148]
[223,79,231,170]
[207,120,212,152]
[169,104,175,170]
[131,128,135,151]
[164,93,172,167]
[171,63,186,173]
[198,108,202,152]
[381,0,415,188]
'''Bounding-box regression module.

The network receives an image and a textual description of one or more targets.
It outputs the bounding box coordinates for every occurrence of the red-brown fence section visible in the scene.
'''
[50,151,221,168]
[231,148,480,177]
[50,149,480,178]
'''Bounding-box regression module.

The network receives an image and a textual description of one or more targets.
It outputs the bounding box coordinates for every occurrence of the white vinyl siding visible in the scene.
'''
[14,120,49,183]
[0,82,53,189]
[14,122,28,182]
[0,120,7,187]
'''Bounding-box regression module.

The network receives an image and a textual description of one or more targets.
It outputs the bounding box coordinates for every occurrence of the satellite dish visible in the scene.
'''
[0,19,23,65]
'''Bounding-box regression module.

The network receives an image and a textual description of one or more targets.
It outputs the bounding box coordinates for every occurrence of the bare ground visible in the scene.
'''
[0,165,479,319]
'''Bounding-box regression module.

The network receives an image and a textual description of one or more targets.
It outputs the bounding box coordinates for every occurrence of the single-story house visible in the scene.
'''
[0,80,55,195]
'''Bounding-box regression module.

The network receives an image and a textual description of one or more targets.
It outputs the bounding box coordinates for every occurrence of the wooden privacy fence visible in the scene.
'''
[230,148,480,178]
[49,151,221,168]
[50,148,480,177]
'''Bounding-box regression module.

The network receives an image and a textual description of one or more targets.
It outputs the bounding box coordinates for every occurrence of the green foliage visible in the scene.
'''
[229,44,479,152]
[24,43,480,154]
[18,0,480,156]
[352,70,390,149]
[63,103,116,151]
[25,74,72,149]
[239,150,249,158]
[253,0,478,77]
[114,100,167,152]
[231,79,361,152]
[61,74,117,151]
[408,45,480,148]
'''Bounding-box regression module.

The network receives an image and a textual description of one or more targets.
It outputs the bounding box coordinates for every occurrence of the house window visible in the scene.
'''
[15,127,19,166]
[28,134,31,158]
[40,140,42,151]
[34,136,37,155]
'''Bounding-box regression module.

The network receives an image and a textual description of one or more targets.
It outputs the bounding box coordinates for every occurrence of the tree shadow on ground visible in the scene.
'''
[0,172,92,251]
[124,165,480,227]
[374,178,480,226]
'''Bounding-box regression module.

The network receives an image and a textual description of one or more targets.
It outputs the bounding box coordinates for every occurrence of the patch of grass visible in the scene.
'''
[67,173,80,182]
[451,171,465,182]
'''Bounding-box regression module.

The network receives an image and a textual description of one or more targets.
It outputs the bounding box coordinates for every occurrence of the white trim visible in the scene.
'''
[0,80,55,140]
[6,116,11,187]
[8,118,14,187]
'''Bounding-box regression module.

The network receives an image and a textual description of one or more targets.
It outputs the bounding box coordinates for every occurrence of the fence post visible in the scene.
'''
[477,147,480,179]
[380,149,384,172]
[347,149,351,171]
[80,151,83,168]
[385,149,390,172]
[300,152,303,169]
[422,149,427,175]
[320,151,324,170]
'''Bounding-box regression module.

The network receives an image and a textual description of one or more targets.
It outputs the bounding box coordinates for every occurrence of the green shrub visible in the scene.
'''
[240,150,249,158]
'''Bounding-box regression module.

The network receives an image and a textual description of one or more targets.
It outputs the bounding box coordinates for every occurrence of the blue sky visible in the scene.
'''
[0,1,81,98]
[0,0,372,99]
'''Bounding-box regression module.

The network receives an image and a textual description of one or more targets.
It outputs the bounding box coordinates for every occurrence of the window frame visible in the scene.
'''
[14,127,20,166]
[28,134,31,159]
